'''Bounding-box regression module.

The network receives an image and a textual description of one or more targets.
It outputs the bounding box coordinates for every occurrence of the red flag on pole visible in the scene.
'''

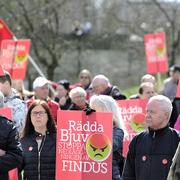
[176,80,180,98]
[0,19,13,46]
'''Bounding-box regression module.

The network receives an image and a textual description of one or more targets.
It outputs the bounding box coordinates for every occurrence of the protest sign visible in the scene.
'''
[117,99,148,156]
[56,110,112,180]
[144,32,168,74]
[0,39,31,79]
[176,80,180,98]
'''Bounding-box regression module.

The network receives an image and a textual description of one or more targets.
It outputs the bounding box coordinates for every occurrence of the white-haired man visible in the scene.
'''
[122,95,179,180]
[91,74,126,100]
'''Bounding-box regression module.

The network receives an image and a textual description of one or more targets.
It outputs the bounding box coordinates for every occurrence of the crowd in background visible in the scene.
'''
[0,65,179,180]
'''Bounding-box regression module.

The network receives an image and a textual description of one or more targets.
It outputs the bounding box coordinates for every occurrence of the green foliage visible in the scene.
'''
[122,85,139,99]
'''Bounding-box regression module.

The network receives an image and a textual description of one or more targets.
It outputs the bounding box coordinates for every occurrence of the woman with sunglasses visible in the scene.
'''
[20,100,56,180]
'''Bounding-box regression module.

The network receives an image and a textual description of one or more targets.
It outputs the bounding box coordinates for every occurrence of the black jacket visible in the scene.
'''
[169,98,180,128]
[0,115,22,180]
[103,86,126,100]
[122,126,179,180]
[113,127,124,180]
[20,131,56,180]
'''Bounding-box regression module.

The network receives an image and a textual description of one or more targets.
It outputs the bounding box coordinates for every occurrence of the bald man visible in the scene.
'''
[91,74,126,100]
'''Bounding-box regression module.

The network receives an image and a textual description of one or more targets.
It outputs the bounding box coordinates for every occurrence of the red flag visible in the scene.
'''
[144,32,168,74]
[176,80,180,98]
[0,19,13,46]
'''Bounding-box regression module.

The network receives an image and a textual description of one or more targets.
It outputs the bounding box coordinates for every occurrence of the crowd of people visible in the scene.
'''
[0,66,179,180]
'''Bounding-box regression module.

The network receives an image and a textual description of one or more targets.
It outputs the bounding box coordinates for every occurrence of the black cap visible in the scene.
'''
[170,65,180,72]
[58,79,70,90]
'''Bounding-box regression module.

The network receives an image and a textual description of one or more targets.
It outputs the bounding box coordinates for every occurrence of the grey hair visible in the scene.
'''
[148,95,172,118]
[0,91,4,108]
[92,74,111,86]
[69,87,87,99]
[90,95,127,134]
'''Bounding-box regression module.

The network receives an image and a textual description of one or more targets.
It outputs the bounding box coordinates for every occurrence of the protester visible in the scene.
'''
[69,87,89,110]
[130,82,155,99]
[20,100,56,180]
[79,69,92,91]
[161,65,180,101]
[141,74,156,85]
[169,97,180,128]
[0,71,27,134]
[0,90,22,179]
[90,95,125,180]
[54,79,71,110]
[27,76,59,123]
[91,74,126,100]
[167,142,180,180]
[122,95,179,180]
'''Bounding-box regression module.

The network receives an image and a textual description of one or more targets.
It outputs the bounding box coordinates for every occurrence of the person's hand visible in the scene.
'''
[0,149,6,156]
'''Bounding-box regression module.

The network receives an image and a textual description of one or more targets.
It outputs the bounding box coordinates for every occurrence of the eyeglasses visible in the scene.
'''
[31,111,47,117]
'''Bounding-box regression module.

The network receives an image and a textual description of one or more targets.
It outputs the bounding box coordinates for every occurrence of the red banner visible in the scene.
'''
[117,99,148,156]
[176,80,180,98]
[8,168,18,180]
[56,110,112,180]
[0,19,13,46]
[0,107,12,120]
[144,32,168,74]
[0,39,31,79]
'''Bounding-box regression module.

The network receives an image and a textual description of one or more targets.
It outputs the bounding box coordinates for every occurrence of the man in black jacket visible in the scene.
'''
[122,95,179,180]
[0,115,22,180]
[91,74,126,100]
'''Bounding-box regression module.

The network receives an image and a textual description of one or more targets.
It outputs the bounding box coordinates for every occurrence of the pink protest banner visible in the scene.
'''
[176,80,180,98]
[0,19,13,46]
[144,32,168,74]
[117,99,148,156]
[56,110,112,180]
[8,168,18,180]
[0,39,31,80]
[0,107,12,120]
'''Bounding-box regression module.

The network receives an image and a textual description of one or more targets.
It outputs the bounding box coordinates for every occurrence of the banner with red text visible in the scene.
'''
[144,32,168,74]
[56,110,112,180]
[117,99,148,156]
[176,80,180,98]
[0,39,31,79]
[0,19,13,46]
